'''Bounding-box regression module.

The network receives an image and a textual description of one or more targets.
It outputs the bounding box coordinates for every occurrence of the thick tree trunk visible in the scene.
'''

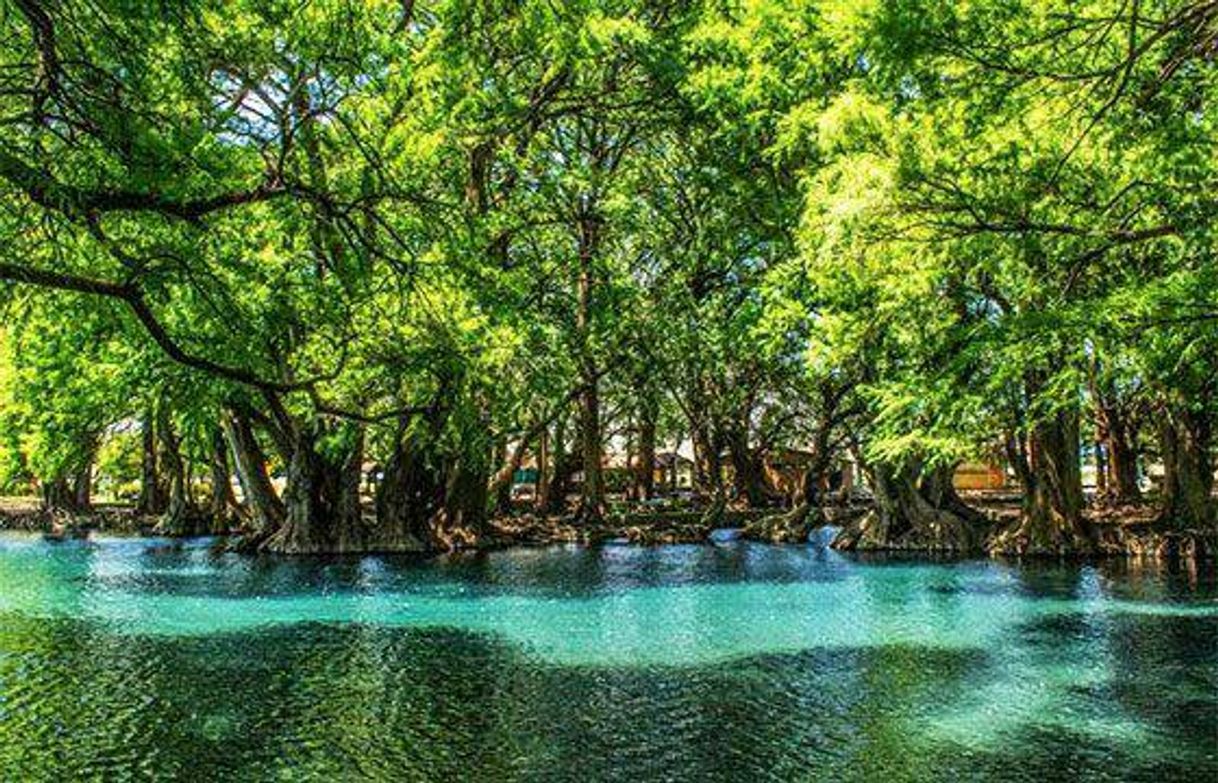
[1157,404,1214,529]
[332,426,367,552]
[799,424,834,507]
[209,426,239,533]
[990,408,1093,554]
[1090,367,1142,505]
[431,456,489,550]
[265,424,368,554]
[71,451,93,512]
[43,442,97,514]
[1095,437,1108,499]
[1097,407,1141,504]
[535,421,553,512]
[1108,435,1141,503]
[635,402,656,502]
[575,205,604,522]
[746,444,835,543]
[489,437,528,516]
[578,372,604,520]
[137,412,165,515]
[222,410,284,536]
[692,422,723,497]
[268,429,327,552]
[41,476,75,513]
[375,420,489,553]
[920,463,988,525]
[155,410,207,536]
[833,461,986,552]
[375,432,443,552]
[727,425,766,508]
[540,416,575,515]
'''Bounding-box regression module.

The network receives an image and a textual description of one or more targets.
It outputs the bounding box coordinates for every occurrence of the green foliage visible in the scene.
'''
[0,0,1211,502]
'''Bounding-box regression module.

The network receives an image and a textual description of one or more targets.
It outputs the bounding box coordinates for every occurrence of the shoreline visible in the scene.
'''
[2,499,1214,563]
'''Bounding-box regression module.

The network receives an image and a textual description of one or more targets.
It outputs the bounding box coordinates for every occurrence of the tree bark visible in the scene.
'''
[1089,365,1142,505]
[1094,436,1108,499]
[222,410,284,536]
[692,421,723,497]
[991,408,1093,554]
[538,416,574,514]
[1157,403,1214,529]
[71,449,93,512]
[1096,403,1141,504]
[746,442,836,543]
[265,423,367,554]
[331,425,367,552]
[374,416,490,553]
[41,476,75,513]
[727,424,766,508]
[137,411,165,515]
[209,425,239,533]
[431,455,490,550]
[375,430,444,552]
[575,204,604,521]
[635,399,656,502]
[578,372,604,519]
[535,420,553,512]
[489,436,529,516]
[155,409,207,536]
[833,460,987,552]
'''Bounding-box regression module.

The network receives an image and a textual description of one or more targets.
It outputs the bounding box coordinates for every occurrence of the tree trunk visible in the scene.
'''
[536,421,552,512]
[71,450,93,512]
[155,409,207,536]
[1098,406,1141,504]
[265,424,367,554]
[990,408,1093,554]
[578,373,604,520]
[331,426,367,552]
[692,421,723,497]
[489,436,529,516]
[635,401,656,502]
[375,432,443,552]
[1158,404,1214,529]
[1107,432,1141,504]
[137,411,165,515]
[538,416,574,515]
[1090,367,1142,505]
[575,203,604,521]
[209,426,239,533]
[41,476,75,513]
[431,455,489,550]
[222,410,284,536]
[746,443,836,543]
[1095,437,1108,499]
[726,424,766,507]
[833,460,986,552]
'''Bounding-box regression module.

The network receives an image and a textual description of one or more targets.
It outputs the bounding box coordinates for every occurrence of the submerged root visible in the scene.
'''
[743,503,819,543]
[833,506,987,553]
[986,512,1093,556]
[152,506,213,538]
[1093,524,1217,560]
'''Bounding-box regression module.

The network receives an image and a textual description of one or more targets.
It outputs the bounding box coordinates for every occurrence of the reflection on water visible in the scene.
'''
[0,534,1213,780]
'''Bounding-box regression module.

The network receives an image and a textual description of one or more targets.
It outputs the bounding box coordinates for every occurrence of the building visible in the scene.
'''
[648,452,694,492]
[952,461,1008,491]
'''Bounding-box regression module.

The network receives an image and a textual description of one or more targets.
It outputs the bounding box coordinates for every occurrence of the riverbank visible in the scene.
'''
[4,494,1214,561]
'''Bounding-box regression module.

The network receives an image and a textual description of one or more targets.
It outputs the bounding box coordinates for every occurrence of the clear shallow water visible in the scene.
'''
[0,533,1213,781]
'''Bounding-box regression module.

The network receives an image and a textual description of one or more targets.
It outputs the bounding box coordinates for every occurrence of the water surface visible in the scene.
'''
[0,533,1213,780]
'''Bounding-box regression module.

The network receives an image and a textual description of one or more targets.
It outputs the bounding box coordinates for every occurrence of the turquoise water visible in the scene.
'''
[0,532,1213,780]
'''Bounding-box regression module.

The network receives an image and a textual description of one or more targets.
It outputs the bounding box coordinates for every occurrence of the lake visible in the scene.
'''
[0,532,1213,780]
